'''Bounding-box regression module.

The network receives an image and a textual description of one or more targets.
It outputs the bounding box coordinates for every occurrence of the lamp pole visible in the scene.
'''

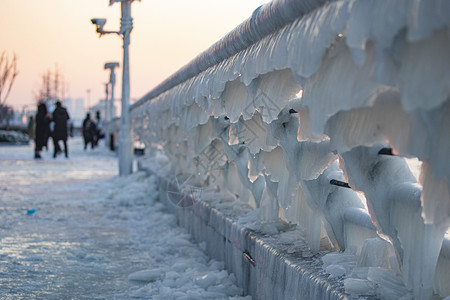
[119,0,133,175]
[104,62,119,121]
[104,82,109,122]
[104,62,119,151]
[86,89,91,113]
[91,0,135,176]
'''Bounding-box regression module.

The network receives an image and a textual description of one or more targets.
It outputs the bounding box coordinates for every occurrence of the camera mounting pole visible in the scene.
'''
[91,0,137,176]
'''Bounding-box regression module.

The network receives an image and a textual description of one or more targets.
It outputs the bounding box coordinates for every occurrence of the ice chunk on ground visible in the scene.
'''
[344,278,375,295]
[325,264,346,279]
[128,269,164,282]
[367,267,412,300]
[195,273,218,289]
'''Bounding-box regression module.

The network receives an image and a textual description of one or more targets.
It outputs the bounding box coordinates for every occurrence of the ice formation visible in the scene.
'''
[131,0,450,298]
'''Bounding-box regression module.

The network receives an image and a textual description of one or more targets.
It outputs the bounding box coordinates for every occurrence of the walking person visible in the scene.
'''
[82,113,97,150]
[52,101,70,158]
[94,111,103,147]
[43,115,51,152]
[34,102,51,159]
[49,118,61,154]
[68,119,74,138]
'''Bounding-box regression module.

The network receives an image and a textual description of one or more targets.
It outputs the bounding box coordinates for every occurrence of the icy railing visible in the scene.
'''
[130,0,450,299]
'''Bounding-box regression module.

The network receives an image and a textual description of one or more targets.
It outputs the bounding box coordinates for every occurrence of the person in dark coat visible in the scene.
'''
[52,101,70,158]
[94,111,103,147]
[82,113,97,150]
[34,102,51,159]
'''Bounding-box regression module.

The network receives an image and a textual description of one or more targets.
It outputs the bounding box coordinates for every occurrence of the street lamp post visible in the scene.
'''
[86,89,91,112]
[104,62,119,122]
[91,0,136,176]
[104,62,119,152]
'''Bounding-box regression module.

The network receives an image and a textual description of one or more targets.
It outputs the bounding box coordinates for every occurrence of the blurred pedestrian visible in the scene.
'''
[52,101,70,158]
[82,112,97,150]
[95,111,103,147]
[49,118,60,153]
[34,102,51,159]
[68,119,74,138]
[27,115,35,141]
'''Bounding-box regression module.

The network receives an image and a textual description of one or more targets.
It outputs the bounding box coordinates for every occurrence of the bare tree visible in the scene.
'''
[33,65,66,106]
[0,51,19,106]
[53,64,59,101]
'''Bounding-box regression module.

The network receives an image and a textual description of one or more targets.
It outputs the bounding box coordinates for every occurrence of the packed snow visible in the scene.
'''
[0,137,249,299]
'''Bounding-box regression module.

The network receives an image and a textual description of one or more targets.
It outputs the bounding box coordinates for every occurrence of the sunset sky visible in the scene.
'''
[0,0,268,111]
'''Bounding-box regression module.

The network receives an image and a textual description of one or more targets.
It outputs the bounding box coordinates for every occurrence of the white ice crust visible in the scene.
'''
[131,0,450,299]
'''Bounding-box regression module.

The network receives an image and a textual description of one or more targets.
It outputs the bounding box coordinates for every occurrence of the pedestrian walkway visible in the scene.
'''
[0,137,248,299]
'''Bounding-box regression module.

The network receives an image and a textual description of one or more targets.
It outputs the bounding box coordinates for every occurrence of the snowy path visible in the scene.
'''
[0,137,247,299]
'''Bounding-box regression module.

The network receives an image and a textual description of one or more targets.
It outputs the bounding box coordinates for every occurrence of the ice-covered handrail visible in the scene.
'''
[131,0,450,299]
[132,0,330,109]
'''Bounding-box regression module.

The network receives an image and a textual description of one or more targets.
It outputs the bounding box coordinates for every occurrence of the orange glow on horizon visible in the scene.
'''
[0,0,269,111]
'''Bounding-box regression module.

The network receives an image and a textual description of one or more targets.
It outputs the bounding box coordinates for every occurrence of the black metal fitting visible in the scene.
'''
[243,251,256,267]
[330,179,351,189]
[378,148,394,156]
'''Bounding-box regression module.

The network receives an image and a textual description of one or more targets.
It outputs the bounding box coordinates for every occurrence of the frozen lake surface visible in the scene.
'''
[0,137,248,299]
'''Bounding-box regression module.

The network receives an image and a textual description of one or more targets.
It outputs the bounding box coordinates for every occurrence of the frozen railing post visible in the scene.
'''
[91,0,138,176]
[130,0,450,298]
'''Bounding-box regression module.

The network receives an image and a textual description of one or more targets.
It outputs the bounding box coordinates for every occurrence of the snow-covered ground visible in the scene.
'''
[0,137,249,299]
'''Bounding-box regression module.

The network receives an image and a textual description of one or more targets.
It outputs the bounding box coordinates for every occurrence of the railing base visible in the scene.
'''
[138,161,349,300]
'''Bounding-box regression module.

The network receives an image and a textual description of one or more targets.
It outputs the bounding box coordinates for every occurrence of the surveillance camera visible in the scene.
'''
[91,18,107,27]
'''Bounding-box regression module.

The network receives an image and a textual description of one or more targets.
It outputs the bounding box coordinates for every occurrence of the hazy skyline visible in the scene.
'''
[1,0,268,111]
